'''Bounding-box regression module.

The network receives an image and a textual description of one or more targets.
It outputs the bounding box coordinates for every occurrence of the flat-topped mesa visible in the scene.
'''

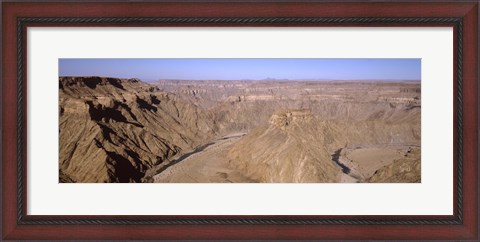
[269,109,313,130]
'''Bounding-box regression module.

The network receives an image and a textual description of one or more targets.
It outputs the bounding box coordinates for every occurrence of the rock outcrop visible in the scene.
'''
[228,107,420,183]
[59,76,216,182]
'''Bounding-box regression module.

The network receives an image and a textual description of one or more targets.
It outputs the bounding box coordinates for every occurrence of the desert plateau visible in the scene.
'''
[59,76,421,183]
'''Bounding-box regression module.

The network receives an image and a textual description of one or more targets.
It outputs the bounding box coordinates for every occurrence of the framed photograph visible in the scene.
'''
[2,1,478,240]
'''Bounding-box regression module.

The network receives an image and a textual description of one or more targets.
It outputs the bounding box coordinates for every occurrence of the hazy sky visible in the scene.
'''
[59,58,421,82]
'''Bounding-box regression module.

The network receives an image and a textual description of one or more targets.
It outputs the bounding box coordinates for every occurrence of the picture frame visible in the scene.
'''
[1,1,478,240]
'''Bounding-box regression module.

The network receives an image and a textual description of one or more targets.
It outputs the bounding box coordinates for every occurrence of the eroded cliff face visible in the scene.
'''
[59,77,216,182]
[228,110,341,182]
[228,106,420,183]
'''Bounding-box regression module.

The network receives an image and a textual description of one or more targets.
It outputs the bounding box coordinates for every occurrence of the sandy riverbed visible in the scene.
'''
[153,133,254,183]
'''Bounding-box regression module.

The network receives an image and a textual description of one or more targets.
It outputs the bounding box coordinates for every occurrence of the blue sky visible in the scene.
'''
[59,58,421,82]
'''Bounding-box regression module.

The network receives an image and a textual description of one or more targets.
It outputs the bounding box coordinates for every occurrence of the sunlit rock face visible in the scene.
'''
[59,76,217,183]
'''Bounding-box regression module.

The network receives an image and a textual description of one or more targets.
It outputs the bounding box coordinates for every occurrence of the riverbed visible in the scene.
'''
[153,133,255,183]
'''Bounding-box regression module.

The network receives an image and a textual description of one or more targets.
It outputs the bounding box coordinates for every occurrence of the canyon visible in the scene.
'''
[59,77,421,183]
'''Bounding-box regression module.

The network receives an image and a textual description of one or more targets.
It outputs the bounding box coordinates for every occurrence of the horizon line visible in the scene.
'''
[59,75,421,82]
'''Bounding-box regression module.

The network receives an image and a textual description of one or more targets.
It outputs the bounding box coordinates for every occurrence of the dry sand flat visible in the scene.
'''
[345,146,405,178]
[153,133,254,183]
[335,145,420,182]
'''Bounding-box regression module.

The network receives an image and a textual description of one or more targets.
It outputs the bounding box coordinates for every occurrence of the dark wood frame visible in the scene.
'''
[2,1,478,240]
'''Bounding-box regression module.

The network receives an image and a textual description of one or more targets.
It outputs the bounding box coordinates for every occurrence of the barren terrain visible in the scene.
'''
[152,133,253,183]
[59,77,421,183]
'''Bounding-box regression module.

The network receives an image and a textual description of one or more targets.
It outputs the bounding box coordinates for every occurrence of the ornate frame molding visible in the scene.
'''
[16,16,464,225]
